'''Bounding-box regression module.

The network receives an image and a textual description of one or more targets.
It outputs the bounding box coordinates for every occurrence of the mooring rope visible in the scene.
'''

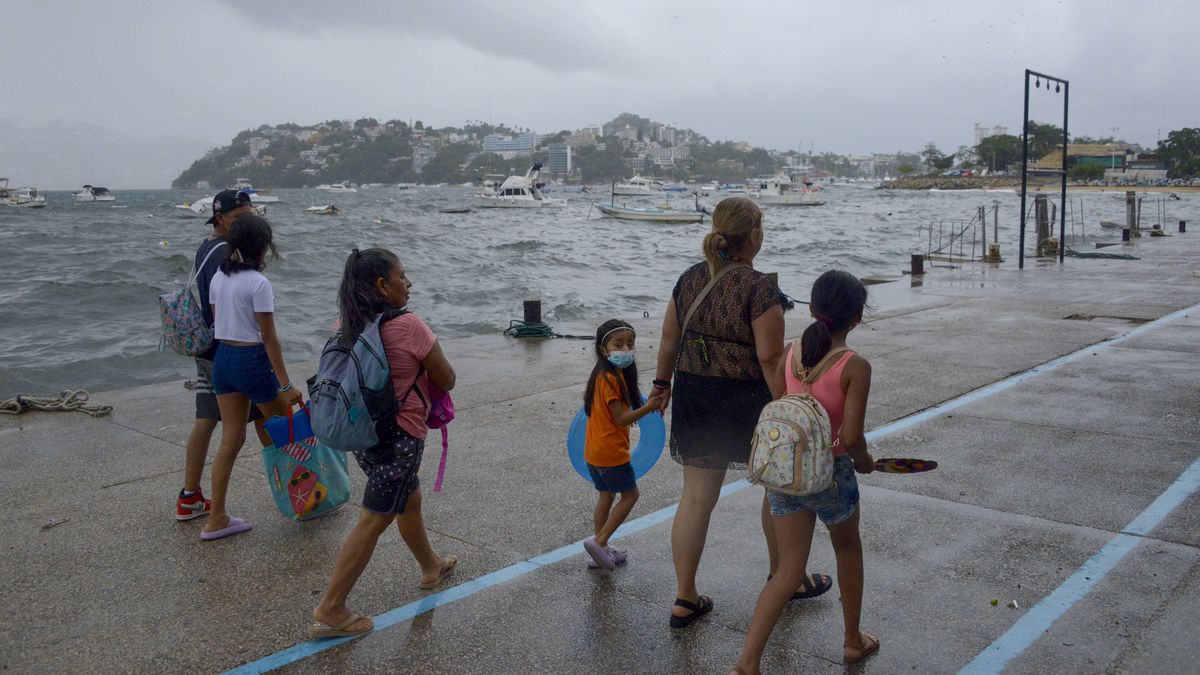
[0,390,113,417]
[502,320,593,340]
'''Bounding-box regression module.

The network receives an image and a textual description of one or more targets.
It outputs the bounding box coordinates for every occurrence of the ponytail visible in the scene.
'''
[337,248,400,344]
[220,214,276,275]
[800,270,868,369]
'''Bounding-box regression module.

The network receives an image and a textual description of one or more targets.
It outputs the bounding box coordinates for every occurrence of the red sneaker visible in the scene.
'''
[176,490,212,521]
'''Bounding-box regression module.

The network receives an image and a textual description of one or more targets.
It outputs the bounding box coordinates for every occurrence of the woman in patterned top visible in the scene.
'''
[652,197,831,629]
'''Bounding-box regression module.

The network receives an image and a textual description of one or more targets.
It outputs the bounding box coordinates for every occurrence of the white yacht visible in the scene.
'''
[233,178,279,203]
[74,185,116,202]
[612,175,665,196]
[748,176,826,206]
[174,196,267,218]
[316,180,358,193]
[1,180,48,208]
[474,163,564,208]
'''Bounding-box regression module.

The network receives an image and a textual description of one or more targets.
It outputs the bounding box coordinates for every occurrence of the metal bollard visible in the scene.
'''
[1122,228,1131,242]
[523,300,542,324]
[910,254,925,275]
[1181,220,1188,233]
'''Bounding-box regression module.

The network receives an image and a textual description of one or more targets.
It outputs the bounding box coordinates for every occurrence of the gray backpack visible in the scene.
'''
[307,310,422,452]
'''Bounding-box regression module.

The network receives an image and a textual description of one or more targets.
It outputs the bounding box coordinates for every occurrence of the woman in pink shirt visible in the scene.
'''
[309,248,458,639]
[733,270,879,672]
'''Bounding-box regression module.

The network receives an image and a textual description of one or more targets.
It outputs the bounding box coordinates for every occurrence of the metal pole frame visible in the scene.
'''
[1019,69,1070,269]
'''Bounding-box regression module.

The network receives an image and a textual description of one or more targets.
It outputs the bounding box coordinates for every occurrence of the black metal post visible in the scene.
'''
[1059,80,1069,263]
[1019,70,1031,269]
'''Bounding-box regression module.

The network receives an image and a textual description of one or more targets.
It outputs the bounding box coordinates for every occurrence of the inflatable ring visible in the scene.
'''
[566,394,666,481]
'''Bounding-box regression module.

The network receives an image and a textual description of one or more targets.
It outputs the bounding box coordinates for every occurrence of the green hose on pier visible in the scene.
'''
[502,320,592,340]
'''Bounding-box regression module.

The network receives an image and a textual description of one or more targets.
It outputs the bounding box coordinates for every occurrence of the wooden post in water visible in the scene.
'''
[1181,220,1188,233]
[910,254,925,276]
[1126,191,1139,238]
[1034,194,1049,256]
[523,300,542,324]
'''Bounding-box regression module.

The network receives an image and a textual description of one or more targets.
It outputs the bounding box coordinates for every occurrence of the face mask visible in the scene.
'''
[607,350,635,369]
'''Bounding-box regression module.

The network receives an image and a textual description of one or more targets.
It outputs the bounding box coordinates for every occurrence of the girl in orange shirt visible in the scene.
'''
[582,319,662,569]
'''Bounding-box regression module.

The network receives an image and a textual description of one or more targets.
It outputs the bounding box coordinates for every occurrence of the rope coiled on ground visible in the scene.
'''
[502,320,592,340]
[0,390,113,417]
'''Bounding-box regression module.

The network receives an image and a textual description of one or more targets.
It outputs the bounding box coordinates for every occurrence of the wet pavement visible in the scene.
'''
[2,231,1199,673]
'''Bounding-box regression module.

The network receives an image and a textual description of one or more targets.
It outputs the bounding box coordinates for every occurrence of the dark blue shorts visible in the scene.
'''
[211,343,280,404]
[587,462,637,494]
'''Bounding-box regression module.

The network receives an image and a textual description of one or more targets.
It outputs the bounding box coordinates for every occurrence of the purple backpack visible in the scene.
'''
[158,242,225,356]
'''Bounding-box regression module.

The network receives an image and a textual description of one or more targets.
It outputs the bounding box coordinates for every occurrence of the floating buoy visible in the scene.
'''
[159,240,169,248]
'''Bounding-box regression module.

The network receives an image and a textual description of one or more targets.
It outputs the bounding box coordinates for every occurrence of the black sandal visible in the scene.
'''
[669,595,714,629]
[767,572,833,601]
[792,573,833,600]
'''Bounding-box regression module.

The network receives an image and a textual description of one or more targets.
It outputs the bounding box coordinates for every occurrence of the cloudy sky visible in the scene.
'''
[4,0,1197,155]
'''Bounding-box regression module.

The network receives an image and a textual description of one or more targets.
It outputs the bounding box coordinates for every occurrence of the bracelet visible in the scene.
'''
[652,379,671,389]
[279,382,294,393]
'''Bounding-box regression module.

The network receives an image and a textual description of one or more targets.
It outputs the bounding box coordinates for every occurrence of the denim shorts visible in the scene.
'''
[587,462,637,494]
[766,455,860,525]
[353,427,423,515]
[211,343,280,404]
[194,356,265,421]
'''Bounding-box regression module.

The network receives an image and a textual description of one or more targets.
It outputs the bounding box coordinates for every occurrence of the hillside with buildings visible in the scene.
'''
[171,113,920,188]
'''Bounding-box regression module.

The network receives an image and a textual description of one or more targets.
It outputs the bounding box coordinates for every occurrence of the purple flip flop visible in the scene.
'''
[200,516,253,541]
[587,546,628,569]
[583,536,615,570]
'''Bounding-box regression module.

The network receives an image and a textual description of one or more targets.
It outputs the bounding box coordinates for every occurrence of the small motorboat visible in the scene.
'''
[596,203,704,223]
[316,181,357,193]
[474,164,564,208]
[305,204,340,215]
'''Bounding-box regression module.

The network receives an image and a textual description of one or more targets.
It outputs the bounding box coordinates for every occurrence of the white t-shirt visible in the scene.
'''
[209,269,275,342]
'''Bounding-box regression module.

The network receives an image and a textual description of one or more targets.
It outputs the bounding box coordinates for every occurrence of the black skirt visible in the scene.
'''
[669,370,772,470]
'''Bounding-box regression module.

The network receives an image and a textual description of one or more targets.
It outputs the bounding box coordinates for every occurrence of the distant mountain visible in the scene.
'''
[0,118,216,189]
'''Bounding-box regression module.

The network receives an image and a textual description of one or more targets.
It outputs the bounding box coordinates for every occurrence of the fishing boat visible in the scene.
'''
[0,180,47,208]
[474,163,564,208]
[74,185,116,202]
[748,176,826,206]
[612,176,665,196]
[305,204,340,215]
[316,181,357,193]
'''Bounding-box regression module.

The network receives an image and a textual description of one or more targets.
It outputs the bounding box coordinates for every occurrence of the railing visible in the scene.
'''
[918,203,1000,263]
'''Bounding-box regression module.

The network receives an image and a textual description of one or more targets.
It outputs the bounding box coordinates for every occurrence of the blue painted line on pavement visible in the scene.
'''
[960,456,1200,675]
[229,302,1198,674]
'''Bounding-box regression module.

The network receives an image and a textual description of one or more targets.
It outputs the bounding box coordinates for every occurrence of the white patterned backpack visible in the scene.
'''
[158,242,225,356]
[747,346,848,495]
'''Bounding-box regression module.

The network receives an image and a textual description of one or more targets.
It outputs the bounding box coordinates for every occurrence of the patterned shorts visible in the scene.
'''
[353,427,424,515]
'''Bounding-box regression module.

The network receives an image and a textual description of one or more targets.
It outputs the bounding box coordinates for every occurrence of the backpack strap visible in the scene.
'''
[680,262,748,336]
[791,342,851,384]
[187,241,227,289]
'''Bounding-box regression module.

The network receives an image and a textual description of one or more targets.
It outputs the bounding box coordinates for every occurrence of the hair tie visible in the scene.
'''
[816,314,834,326]
[232,250,245,263]
[717,250,730,260]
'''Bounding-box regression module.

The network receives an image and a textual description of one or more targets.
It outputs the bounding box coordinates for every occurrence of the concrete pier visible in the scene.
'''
[2,231,1199,673]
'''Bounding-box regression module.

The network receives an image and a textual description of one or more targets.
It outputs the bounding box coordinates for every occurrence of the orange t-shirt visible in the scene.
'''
[584,372,631,467]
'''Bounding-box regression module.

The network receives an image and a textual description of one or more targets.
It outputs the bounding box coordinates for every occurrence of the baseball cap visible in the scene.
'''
[205,189,253,225]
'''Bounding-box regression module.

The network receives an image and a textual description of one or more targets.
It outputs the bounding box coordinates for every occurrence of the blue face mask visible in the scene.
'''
[607,350,635,369]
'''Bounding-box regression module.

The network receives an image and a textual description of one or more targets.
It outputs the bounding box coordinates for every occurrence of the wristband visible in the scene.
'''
[652,379,671,389]
[279,382,294,393]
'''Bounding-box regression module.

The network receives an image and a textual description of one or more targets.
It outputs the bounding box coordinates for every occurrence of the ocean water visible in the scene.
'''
[0,186,1189,394]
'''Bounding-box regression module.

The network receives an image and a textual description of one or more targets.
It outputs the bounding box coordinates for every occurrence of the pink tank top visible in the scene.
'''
[783,345,855,457]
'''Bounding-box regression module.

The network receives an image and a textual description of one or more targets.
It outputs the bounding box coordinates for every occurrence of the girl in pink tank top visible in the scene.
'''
[735,270,880,672]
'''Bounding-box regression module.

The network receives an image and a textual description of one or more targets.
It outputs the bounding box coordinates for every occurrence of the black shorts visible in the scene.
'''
[353,427,424,515]
[194,357,265,422]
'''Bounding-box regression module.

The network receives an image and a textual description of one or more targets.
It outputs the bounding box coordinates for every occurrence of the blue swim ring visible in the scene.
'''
[566,394,667,480]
